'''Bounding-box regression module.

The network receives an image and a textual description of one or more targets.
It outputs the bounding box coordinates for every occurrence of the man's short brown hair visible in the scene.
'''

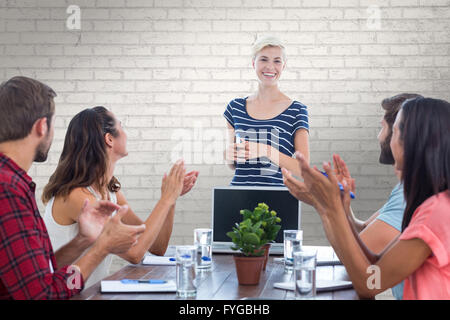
[381,93,423,132]
[378,93,423,165]
[0,76,56,143]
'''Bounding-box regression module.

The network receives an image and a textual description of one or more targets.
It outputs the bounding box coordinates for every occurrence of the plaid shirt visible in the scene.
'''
[0,153,84,299]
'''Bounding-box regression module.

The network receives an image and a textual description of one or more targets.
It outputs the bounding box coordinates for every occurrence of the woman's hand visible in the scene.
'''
[181,171,199,196]
[333,154,356,193]
[243,141,268,160]
[224,143,240,163]
[339,179,353,221]
[281,168,314,206]
[160,159,186,205]
[332,154,355,218]
[294,152,345,219]
[225,140,271,164]
[77,199,121,245]
[95,205,146,255]
[225,141,258,163]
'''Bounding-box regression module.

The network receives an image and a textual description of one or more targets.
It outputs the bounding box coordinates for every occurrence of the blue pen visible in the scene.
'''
[321,171,356,199]
[121,279,167,284]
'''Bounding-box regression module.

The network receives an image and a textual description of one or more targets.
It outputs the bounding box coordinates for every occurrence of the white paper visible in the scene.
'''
[100,280,176,293]
[304,245,341,266]
[273,246,342,266]
[142,255,176,266]
[274,280,352,292]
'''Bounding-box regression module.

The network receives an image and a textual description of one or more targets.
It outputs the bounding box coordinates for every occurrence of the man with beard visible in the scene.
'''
[282,93,422,300]
[0,76,146,299]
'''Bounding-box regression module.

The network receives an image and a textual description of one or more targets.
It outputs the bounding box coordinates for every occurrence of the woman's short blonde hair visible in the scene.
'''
[251,35,286,61]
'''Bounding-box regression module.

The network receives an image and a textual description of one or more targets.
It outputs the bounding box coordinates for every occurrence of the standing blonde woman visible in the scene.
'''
[224,36,310,186]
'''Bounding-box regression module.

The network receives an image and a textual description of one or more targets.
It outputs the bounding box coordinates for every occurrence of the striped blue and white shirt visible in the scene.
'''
[224,97,309,186]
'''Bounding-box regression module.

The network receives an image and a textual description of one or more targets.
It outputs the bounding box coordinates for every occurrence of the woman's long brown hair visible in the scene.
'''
[399,97,450,231]
[42,106,121,203]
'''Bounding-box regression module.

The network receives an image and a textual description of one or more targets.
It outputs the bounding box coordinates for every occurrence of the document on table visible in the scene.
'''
[141,254,176,266]
[307,245,342,266]
[273,245,342,266]
[274,280,353,292]
[101,280,176,293]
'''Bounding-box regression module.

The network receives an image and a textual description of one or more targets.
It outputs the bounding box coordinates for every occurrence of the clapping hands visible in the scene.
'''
[283,152,354,219]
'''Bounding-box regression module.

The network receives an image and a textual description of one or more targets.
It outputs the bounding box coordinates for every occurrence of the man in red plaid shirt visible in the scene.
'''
[0,76,146,299]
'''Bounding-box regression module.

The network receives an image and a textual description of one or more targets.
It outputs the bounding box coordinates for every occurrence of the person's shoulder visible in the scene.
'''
[376,185,405,231]
[290,100,308,109]
[66,186,92,198]
[0,165,14,181]
[115,189,128,206]
[0,181,29,219]
[0,177,29,203]
[55,187,95,216]
[67,187,96,204]
[0,168,28,193]
[379,183,405,212]
[408,191,450,229]
[289,100,309,118]
[388,183,405,202]
[392,182,403,193]
[0,177,41,223]
[418,191,450,215]
[227,97,247,107]
[0,178,18,194]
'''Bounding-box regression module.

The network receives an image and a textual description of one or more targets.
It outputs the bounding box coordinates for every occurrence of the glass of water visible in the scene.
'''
[235,132,246,164]
[194,228,212,270]
[176,245,197,298]
[293,249,317,299]
[284,230,303,271]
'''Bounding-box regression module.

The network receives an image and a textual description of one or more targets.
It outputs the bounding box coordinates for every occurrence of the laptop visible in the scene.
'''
[211,186,301,255]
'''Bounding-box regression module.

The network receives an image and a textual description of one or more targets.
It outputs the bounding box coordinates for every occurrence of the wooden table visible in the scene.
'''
[71,250,359,300]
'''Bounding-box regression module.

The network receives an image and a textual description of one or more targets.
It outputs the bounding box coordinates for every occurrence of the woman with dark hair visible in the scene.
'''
[42,106,198,289]
[286,97,450,299]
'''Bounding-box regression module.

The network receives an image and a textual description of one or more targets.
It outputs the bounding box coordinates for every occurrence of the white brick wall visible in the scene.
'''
[1,0,449,273]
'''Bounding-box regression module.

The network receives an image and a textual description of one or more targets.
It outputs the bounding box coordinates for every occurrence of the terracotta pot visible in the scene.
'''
[233,254,265,285]
[261,243,271,271]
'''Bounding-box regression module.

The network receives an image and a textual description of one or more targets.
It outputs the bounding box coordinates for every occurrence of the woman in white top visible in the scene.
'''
[42,106,198,289]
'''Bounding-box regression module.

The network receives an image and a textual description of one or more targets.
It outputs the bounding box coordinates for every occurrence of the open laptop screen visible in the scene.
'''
[212,187,301,244]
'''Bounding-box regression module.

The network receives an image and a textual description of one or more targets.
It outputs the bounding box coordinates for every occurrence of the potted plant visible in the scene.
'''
[226,203,282,285]
[240,203,282,270]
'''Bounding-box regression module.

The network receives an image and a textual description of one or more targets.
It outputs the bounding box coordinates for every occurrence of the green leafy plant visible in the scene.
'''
[226,203,282,257]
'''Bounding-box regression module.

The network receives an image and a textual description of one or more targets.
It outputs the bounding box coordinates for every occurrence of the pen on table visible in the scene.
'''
[121,279,167,284]
[320,171,356,199]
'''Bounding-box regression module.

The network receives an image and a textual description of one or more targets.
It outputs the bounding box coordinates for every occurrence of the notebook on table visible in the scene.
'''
[100,280,176,293]
[272,246,341,266]
[141,254,176,266]
[273,280,353,292]
[306,245,341,266]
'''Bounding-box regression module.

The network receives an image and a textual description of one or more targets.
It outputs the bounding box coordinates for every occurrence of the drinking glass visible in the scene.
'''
[293,249,317,299]
[283,230,303,271]
[194,228,212,270]
[176,246,197,298]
